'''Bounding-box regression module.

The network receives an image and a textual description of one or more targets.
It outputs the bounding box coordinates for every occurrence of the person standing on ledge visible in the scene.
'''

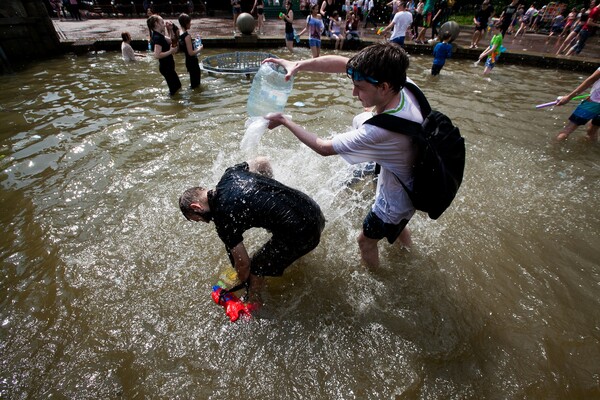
[264,43,421,269]
[179,157,325,295]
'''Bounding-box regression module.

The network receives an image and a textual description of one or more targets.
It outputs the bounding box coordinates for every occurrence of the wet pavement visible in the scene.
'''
[52,15,599,71]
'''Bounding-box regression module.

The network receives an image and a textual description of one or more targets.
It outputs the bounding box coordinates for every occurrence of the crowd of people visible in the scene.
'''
[469,0,599,57]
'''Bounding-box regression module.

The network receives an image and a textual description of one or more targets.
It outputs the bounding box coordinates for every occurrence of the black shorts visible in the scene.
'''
[250,216,325,277]
[362,210,409,244]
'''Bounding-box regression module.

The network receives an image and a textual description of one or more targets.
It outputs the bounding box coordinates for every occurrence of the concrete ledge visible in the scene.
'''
[57,36,598,74]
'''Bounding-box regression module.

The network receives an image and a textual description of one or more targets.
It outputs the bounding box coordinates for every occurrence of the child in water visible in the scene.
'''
[431,31,452,76]
[476,23,503,75]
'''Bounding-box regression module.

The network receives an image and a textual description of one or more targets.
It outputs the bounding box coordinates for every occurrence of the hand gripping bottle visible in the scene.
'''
[279,12,285,19]
[246,62,294,118]
[194,35,202,49]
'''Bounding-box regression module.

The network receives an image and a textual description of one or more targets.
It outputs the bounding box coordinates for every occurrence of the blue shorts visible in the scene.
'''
[485,57,496,69]
[572,29,590,54]
[285,31,295,41]
[309,38,321,47]
[390,36,406,46]
[362,210,409,244]
[569,99,600,126]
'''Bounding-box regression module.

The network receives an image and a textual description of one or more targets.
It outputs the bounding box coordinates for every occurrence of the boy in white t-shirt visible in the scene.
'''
[556,67,600,142]
[379,1,413,47]
[264,43,423,268]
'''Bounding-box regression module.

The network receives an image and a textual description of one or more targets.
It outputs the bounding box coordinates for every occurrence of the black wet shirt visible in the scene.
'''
[208,163,324,250]
[151,31,174,68]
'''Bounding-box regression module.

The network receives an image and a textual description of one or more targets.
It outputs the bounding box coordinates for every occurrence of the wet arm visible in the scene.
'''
[230,242,251,283]
[153,43,176,59]
[478,43,497,59]
[557,69,600,106]
[266,113,337,156]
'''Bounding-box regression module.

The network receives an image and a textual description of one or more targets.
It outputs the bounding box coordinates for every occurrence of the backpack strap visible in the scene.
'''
[364,81,432,136]
[404,81,432,117]
[362,81,432,202]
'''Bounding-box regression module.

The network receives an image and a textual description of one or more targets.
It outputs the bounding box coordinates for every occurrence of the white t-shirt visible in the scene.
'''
[590,67,600,103]
[331,79,423,224]
[391,11,413,40]
[121,42,136,62]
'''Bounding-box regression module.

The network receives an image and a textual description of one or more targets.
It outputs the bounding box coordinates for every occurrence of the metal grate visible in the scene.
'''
[200,52,278,75]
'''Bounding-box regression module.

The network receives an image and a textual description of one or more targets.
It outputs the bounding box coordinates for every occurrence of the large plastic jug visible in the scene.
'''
[247,62,294,118]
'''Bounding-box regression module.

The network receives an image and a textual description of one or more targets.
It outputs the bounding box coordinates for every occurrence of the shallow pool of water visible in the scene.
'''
[1,48,599,398]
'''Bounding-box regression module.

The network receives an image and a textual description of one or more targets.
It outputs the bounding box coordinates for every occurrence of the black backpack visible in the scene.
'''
[364,82,465,220]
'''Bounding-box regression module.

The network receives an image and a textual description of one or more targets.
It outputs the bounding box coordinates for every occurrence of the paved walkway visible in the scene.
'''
[52,16,599,71]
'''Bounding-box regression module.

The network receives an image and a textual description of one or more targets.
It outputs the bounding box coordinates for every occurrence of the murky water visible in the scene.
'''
[1,48,599,398]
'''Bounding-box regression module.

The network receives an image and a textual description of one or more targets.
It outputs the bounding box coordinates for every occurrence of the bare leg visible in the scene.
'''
[395,226,412,248]
[310,45,320,58]
[416,27,428,43]
[585,122,599,142]
[471,30,481,47]
[358,232,380,269]
[556,121,579,140]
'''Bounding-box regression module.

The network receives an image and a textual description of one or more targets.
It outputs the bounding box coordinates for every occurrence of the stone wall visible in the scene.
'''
[0,0,60,73]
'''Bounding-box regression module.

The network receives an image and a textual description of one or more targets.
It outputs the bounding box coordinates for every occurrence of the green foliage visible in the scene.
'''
[448,14,475,25]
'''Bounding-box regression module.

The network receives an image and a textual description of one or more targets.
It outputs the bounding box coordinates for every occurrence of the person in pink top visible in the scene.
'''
[565,4,599,56]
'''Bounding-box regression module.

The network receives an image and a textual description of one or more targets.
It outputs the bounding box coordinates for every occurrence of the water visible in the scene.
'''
[1,49,599,398]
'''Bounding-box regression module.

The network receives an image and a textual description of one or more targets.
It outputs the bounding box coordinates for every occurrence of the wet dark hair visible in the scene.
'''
[346,43,409,93]
[121,31,131,42]
[179,187,205,219]
[179,13,191,29]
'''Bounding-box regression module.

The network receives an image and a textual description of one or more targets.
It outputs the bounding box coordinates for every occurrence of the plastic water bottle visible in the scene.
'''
[294,30,300,43]
[246,62,294,117]
[147,40,152,51]
[195,35,202,49]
